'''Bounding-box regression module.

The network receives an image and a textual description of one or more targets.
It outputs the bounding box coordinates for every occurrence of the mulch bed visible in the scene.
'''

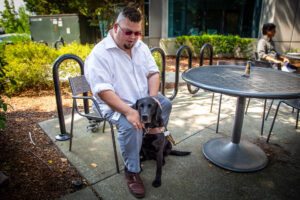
[0,89,84,199]
[0,56,299,199]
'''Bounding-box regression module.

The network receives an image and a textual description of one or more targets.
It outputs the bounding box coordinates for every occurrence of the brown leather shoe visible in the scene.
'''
[125,171,145,198]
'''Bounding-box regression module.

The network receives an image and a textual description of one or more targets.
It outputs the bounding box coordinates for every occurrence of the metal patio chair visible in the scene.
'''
[266,99,299,143]
[214,61,269,135]
[253,52,281,70]
[68,75,120,173]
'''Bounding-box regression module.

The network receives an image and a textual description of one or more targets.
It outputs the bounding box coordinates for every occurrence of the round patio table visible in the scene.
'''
[182,66,300,172]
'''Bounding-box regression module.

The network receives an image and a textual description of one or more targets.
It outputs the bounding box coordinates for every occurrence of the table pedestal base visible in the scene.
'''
[203,137,268,172]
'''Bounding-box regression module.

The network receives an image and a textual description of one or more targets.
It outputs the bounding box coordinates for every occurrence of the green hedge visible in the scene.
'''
[1,41,94,94]
[0,41,163,94]
[175,34,254,58]
[152,52,162,72]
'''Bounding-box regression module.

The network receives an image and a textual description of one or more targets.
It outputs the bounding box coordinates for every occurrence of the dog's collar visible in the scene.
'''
[143,126,177,145]
[146,126,169,136]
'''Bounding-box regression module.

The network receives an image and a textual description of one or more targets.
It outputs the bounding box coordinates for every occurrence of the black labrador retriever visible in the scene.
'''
[135,96,191,188]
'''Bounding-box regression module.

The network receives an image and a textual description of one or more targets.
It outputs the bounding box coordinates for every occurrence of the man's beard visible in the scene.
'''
[124,44,133,49]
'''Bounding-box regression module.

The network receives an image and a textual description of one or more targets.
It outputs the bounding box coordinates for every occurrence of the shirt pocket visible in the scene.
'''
[135,58,149,77]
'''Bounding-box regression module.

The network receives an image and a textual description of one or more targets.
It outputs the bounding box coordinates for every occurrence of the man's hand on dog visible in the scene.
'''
[125,108,144,130]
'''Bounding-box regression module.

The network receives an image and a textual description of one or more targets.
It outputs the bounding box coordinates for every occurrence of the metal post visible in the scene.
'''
[52,54,87,141]
[216,94,223,133]
[260,99,267,135]
[150,47,166,96]
[200,43,214,112]
[232,97,246,144]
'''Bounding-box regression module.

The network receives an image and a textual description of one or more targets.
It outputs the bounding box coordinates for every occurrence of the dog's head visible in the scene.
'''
[134,97,163,127]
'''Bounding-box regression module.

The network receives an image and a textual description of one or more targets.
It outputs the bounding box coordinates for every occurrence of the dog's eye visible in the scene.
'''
[140,104,144,108]
[148,104,152,108]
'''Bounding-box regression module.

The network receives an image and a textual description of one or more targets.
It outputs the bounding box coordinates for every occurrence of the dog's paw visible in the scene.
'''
[152,180,161,187]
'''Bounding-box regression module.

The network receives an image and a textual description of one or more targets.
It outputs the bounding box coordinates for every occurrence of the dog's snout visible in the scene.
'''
[142,115,148,122]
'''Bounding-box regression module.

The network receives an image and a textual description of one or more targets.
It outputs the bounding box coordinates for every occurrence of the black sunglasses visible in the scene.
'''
[117,24,141,36]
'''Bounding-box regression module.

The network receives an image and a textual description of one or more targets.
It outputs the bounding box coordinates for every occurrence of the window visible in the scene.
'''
[168,0,262,38]
[145,0,149,36]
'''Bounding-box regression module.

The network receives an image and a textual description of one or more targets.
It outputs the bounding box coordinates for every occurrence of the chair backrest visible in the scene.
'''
[217,61,247,66]
[252,60,274,68]
[69,75,91,96]
[252,51,274,69]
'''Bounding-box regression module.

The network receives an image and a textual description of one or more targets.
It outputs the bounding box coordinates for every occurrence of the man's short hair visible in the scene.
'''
[117,7,141,23]
[262,23,276,35]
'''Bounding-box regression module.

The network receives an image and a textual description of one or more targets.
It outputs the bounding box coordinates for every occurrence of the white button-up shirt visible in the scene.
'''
[84,33,159,116]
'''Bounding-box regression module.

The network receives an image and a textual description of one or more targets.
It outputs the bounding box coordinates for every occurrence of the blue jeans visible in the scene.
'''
[105,93,172,173]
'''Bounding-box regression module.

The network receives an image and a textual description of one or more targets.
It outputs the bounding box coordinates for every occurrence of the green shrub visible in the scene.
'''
[1,41,96,94]
[1,40,168,94]
[175,34,254,58]
[152,52,162,72]
[0,34,31,44]
[0,41,16,129]
[57,42,94,78]
[2,41,58,93]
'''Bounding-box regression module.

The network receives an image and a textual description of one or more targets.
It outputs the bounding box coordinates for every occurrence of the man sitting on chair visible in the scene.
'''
[257,23,297,72]
[84,6,172,198]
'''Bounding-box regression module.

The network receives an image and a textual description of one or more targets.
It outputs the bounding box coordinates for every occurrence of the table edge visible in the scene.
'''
[182,66,300,99]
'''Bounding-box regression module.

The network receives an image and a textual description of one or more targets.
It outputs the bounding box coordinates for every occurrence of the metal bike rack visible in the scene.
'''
[173,45,193,100]
[38,40,48,46]
[199,43,213,66]
[52,54,88,141]
[55,37,65,50]
[150,47,166,96]
[198,43,215,112]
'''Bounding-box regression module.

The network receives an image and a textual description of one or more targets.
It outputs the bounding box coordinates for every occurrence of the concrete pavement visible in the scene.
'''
[39,86,300,200]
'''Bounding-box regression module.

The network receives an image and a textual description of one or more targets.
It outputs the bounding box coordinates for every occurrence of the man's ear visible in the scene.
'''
[113,23,118,33]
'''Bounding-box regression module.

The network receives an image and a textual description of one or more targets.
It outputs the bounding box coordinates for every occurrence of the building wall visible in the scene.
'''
[260,0,300,54]
[289,0,300,52]
[148,0,300,55]
[148,0,163,47]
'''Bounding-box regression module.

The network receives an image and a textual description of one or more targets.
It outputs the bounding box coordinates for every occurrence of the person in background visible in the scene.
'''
[257,23,297,72]
[84,6,172,198]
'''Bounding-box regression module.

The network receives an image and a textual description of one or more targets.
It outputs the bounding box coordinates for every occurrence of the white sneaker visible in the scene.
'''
[282,65,296,73]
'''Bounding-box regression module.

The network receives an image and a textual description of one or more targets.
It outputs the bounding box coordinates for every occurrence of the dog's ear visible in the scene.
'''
[155,103,162,123]
[133,99,139,110]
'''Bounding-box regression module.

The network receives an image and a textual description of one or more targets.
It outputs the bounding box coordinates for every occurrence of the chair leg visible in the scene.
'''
[245,98,251,114]
[267,101,282,143]
[210,93,215,113]
[69,102,76,151]
[265,99,274,120]
[260,99,267,136]
[109,122,120,173]
[216,94,222,133]
[102,120,106,133]
[296,109,299,129]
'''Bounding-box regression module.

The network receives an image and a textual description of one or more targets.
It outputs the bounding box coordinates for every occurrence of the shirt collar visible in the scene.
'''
[104,33,118,49]
[263,35,272,42]
[104,32,142,50]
